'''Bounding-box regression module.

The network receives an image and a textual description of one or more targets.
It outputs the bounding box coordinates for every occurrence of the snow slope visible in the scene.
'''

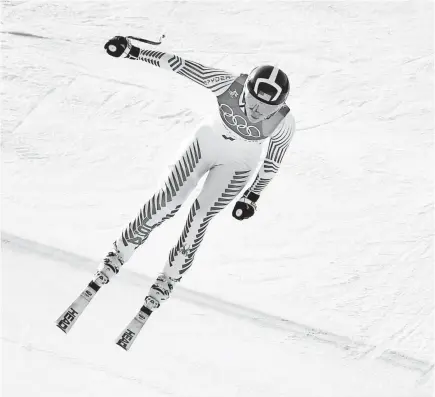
[1,1,433,395]
[1,233,430,397]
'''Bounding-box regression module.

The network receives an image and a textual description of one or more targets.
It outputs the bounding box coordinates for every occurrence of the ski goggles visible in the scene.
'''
[246,75,288,106]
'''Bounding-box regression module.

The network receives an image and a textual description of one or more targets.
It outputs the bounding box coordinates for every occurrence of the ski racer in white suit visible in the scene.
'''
[95,36,296,311]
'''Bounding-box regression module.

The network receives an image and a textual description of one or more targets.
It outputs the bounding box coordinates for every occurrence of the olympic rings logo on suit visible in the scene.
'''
[219,104,262,138]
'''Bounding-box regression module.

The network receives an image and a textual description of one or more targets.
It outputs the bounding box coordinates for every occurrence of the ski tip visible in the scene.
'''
[55,322,69,334]
[115,328,137,351]
[115,340,131,351]
[55,306,81,334]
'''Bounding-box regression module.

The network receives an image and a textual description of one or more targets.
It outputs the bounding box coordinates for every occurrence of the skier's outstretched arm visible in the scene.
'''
[232,114,296,220]
[104,35,236,97]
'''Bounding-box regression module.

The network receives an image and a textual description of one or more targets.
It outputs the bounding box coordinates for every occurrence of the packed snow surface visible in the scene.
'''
[2,1,433,396]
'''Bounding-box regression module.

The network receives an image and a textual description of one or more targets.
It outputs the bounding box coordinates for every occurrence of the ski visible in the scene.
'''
[116,305,153,351]
[55,281,101,334]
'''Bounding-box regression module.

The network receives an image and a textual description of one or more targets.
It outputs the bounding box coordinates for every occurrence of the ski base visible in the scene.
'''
[116,305,153,351]
[55,281,100,334]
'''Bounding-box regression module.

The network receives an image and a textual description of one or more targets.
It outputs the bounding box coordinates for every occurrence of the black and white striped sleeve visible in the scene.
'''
[248,113,296,196]
[124,41,236,97]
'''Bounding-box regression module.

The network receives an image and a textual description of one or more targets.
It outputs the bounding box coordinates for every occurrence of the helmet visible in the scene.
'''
[245,65,290,106]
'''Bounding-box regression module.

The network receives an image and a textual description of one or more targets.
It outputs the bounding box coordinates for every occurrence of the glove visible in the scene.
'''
[232,191,259,221]
[104,36,130,58]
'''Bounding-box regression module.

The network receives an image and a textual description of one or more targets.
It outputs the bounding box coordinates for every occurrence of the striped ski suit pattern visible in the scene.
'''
[135,49,165,66]
[168,170,251,276]
[249,117,294,195]
[120,140,202,250]
[126,44,235,97]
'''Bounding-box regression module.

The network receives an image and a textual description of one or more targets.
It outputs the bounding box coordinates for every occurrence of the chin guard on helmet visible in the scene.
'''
[244,89,283,120]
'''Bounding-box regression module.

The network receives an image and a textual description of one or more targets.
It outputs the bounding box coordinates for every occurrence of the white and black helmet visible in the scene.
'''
[245,65,290,106]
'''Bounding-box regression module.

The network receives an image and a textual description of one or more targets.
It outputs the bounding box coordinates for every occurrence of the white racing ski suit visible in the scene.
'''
[102,38,296,287]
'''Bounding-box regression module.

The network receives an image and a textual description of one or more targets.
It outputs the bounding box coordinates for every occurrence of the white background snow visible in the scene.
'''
[1,1,433,396]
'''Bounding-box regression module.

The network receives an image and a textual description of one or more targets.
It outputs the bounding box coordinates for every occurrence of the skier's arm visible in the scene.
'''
[248,113,296,197]
[104,36,236,97]
[232,114,295,221]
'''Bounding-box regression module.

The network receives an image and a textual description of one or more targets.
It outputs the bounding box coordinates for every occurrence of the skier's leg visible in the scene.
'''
[95,136,211,285]
[145,164,255,309]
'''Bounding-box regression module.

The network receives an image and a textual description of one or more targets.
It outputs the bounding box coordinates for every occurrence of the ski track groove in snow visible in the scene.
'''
[2,231,433,377]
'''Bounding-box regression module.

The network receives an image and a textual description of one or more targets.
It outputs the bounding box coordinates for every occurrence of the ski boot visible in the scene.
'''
[56,246,124,334]
[144,273,177,311]
[93,247,124,288]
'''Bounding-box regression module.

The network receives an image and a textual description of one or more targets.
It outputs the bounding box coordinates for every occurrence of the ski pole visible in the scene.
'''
[126,34,166,46]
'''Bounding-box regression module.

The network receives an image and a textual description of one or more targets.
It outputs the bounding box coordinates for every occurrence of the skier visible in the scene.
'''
[96,35,296,313]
